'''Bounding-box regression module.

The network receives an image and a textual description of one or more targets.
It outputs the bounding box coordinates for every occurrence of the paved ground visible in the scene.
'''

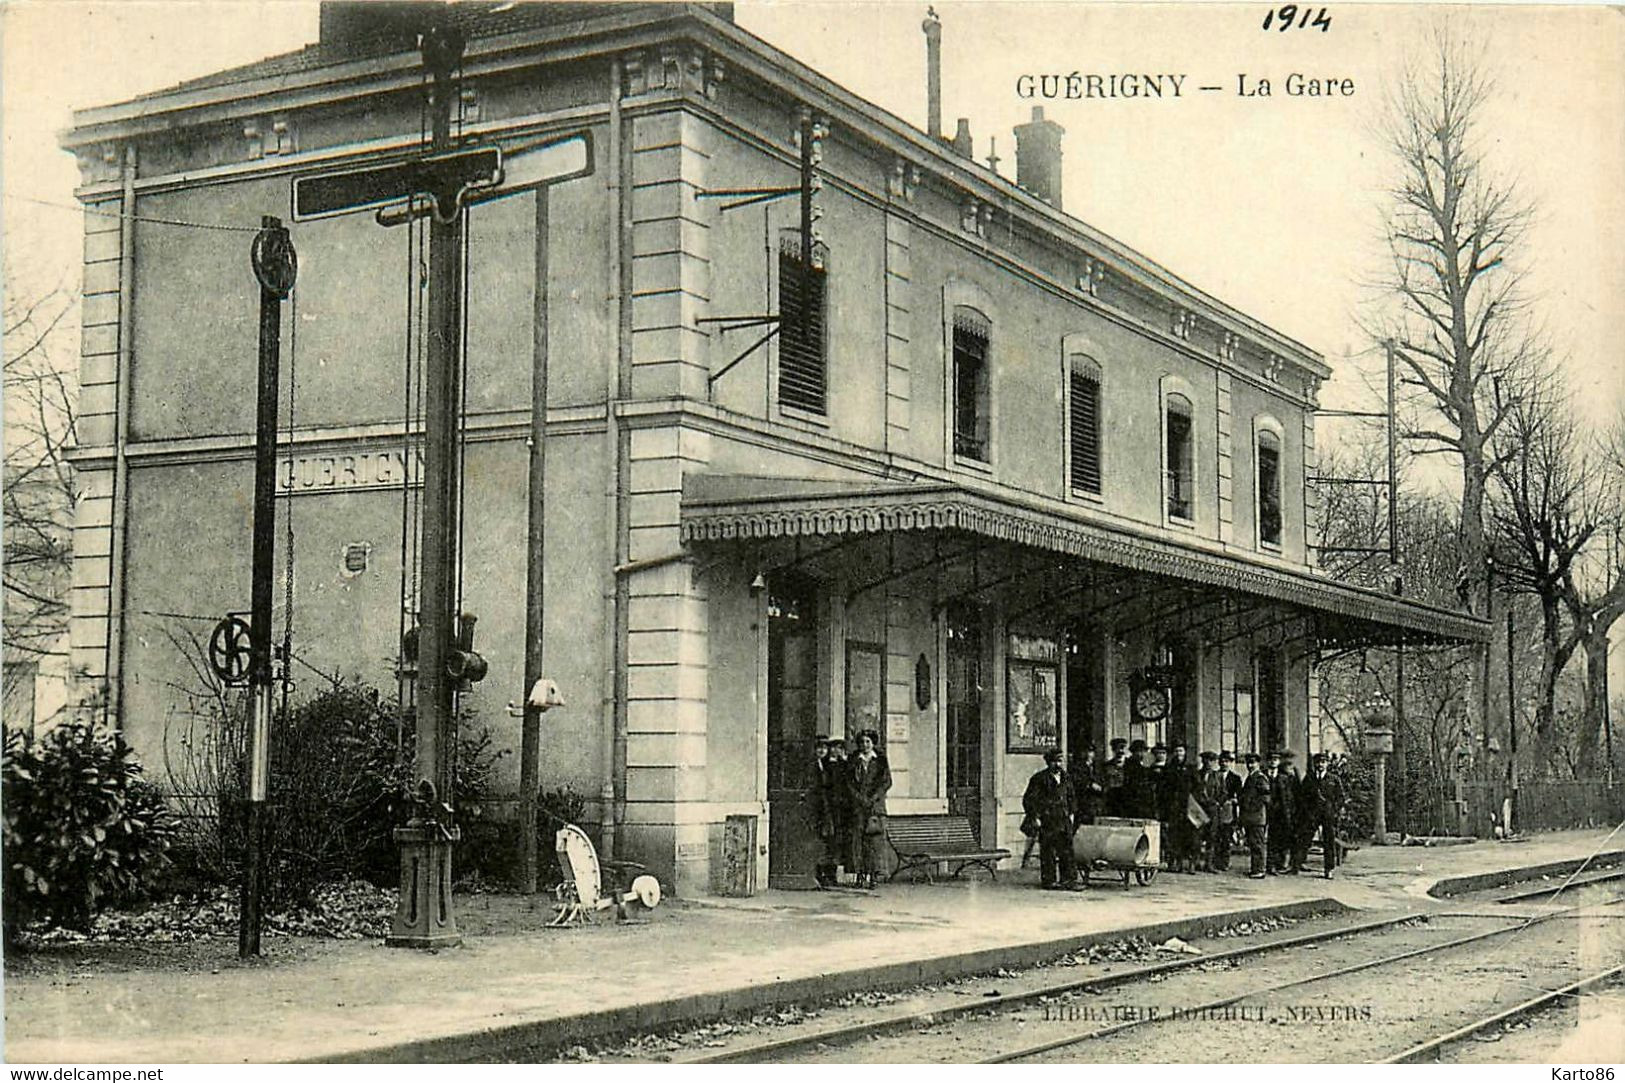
[4,827,1620,1064]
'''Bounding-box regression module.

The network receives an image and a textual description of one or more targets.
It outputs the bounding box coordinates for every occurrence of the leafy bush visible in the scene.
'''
[2,722,177,941]
[256,683,505,906]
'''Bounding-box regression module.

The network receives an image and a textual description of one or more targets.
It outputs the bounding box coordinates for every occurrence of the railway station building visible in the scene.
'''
[62,2,1487,895]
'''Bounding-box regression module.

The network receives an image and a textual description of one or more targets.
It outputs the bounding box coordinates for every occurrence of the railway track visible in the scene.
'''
[657,878,1625,1064]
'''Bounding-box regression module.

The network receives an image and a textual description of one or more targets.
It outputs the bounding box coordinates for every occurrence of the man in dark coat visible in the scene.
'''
[1239,752,1270,879]
[1121,739,1155,819]
[1295,752,1347,878]
[1214,750,1243,871]
[1071,744,1105,828]
[1023,749,1080,889]
[825,737,852,879]
[809,738,838,886]
[1264,751,1296,875]
[1195,750,1226,873]
[1102,737,1128,816]
[1158,744,1197,872]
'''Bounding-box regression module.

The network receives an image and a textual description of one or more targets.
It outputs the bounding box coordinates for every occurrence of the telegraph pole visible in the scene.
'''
[518,186,550,894]
[1507,607,1518,833]
[243,217,296,957]
[1385,339,1408,837]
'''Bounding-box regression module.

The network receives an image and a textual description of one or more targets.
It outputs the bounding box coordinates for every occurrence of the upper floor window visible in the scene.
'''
[777,237,827,415]
[1257,428,1283,548]
[952,307,991,462]
[1165,392,1195,521]
[1068,354,1102,495]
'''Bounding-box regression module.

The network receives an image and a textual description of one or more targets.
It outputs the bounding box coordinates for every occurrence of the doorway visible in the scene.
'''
[1066,626,1105,762]
[767,574,822,888]
[944,603,983,841]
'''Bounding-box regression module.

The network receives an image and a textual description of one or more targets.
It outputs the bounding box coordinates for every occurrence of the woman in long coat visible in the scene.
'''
[846,730,893,889]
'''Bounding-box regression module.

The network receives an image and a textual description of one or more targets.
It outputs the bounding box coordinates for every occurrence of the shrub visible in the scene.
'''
[2,722,177,940]
[536,786,590,886]
[256,683,504,906]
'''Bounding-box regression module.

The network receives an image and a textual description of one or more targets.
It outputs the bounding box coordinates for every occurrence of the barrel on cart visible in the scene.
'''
[1074,816,1160,887]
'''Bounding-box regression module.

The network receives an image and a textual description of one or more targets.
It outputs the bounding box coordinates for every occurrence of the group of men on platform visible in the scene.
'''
[1022,738,1347,890]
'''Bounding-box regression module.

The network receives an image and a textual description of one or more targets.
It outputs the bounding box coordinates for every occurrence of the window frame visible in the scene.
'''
[1255,417,1285,551]
[1161,382,1198,526]
[942,281,998,474]
[951,307,992,464]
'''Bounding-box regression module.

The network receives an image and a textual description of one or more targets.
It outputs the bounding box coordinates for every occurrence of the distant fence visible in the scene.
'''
[1451,780,1625,838]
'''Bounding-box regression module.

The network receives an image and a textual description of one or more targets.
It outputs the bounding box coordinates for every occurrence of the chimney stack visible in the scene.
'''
[1013,105,1065,210]
[922,7,942,142]
[952,118,973,158]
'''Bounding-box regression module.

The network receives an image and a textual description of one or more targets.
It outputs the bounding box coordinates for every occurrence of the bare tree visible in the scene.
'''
[1567,407,1625,764]
[1368,26,1544,611]
[1488,383,1594,739]
[3,270,76,683]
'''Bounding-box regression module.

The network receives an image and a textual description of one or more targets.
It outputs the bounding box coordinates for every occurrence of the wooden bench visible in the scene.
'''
[886,814,1011,883]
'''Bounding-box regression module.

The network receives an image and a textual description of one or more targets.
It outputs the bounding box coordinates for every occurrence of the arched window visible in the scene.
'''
[1165,392,1195,521]
[1068,354,1102,494]
[1257,427,1283,548]
[952,306,991,461]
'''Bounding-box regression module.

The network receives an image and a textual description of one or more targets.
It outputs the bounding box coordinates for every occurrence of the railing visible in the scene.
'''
[1453,780,1625,837]
[954,430,988,462]
[1165,470,1192,521]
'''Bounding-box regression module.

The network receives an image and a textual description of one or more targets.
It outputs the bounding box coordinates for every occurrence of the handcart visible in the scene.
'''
[1073,816,1161,887]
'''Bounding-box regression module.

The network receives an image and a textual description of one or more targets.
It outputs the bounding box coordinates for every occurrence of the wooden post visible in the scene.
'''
[518,187,550,894]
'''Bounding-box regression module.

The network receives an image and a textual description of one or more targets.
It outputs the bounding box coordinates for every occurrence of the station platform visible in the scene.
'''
[5,826,1620,1064]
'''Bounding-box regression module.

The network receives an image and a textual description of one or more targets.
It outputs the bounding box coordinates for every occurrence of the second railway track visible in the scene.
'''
[665,879,1625,1064]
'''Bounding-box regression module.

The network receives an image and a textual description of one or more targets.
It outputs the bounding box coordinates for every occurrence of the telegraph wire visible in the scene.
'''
[5,192,262,233]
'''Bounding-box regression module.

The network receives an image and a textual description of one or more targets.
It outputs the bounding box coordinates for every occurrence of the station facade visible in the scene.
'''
[63,2,1485,895]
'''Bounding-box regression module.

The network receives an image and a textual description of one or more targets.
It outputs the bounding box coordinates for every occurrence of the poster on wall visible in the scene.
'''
[1006,634,1059,752]
[845,641,885,742]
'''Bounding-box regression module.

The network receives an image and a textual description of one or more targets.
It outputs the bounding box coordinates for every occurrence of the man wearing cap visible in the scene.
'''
[1239,752,1271,879]
[1195,751,1226,873]
[1296,752,1346,878]
[1264,751,1297,875]
[1214,751,1243,871]
[1023,749,1081,889]
[1102,737,1129,816]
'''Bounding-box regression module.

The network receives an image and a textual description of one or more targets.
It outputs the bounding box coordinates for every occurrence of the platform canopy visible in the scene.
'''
[679,475,1488,650]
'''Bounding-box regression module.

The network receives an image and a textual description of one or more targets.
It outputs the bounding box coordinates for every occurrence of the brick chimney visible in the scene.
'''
[952,118,973,158]
[1013,105,1065,210]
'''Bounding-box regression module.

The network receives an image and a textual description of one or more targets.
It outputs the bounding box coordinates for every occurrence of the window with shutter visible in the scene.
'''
[1068,355,1102,494]
[952,308,991,461]
[777,238,827,415]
